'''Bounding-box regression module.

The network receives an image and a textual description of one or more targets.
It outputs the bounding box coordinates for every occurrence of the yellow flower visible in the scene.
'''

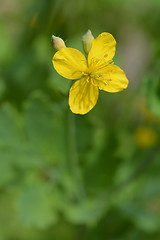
[134,126,158,148]
[52,32,129,114]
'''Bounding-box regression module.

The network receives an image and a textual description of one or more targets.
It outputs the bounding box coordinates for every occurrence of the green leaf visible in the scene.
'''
[23,91,67,164]
[64,198,107,225]
[18,175,57,229]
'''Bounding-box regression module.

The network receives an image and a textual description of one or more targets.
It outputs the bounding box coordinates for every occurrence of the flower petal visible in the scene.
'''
[69,77,99,114]
[88,32,116,68]
[92,64,129,93]
[52,48,88,80]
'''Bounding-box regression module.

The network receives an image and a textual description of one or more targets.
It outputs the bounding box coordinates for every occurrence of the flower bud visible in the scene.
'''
[82,30,94,55]
[51,35,66,51]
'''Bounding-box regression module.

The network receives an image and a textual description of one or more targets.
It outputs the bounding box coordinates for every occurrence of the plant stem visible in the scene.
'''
[68,111,86,201]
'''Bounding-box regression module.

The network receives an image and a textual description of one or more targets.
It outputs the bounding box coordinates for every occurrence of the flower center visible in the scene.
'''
[81,71,105,79]
[81,71,111,87]
[89,72,105,79]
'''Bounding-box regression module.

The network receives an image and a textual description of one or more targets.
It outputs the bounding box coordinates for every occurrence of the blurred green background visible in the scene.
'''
[0,0,160,239]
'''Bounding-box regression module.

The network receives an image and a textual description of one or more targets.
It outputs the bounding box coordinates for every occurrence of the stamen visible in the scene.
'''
[89,57,114,72]
[86,77,90,83]
[81,71,88,76]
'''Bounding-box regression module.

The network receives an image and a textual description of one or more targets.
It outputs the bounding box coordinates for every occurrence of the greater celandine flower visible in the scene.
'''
[134,126,158,148]
[52,30,129,115]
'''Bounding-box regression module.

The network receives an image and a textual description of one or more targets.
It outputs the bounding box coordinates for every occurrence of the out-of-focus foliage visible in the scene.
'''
[0,0,160,239]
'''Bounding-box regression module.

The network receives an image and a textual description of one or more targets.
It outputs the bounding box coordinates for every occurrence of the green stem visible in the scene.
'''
[68,111,86,201]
